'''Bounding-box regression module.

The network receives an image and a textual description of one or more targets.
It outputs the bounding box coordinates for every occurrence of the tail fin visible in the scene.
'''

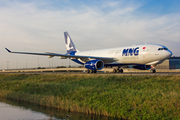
[64,32,77,54]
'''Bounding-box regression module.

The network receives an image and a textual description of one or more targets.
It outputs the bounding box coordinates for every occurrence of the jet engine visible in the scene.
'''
[85,59,104,70]
[133,65,151,70]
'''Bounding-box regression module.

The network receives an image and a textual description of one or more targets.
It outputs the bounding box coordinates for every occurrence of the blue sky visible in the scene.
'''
[0,0,180,69]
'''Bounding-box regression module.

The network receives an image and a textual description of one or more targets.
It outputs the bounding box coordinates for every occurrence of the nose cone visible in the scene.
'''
[166,50,172,59]
[169,50,172,57]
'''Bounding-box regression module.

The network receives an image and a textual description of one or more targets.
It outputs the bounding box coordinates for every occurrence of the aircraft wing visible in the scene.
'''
[5,48,117,62]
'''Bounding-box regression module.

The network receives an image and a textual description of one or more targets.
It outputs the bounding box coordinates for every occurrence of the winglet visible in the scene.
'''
[5,48,11,53]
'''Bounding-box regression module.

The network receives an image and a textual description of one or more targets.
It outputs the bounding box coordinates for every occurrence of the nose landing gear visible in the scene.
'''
[150,65,156,73]
[150,69,156,73]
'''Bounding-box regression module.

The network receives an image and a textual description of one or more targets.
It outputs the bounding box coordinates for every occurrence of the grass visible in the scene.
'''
[0,73,180,119]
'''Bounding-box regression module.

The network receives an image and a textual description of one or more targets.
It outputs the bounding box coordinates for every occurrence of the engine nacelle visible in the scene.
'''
[85,59,104,70]
[133,65,151,70]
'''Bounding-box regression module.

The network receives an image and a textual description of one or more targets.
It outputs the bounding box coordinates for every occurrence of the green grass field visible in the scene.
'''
[0,74,180,119]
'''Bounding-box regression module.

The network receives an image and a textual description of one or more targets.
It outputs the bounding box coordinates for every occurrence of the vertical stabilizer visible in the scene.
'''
[64,32,77,54]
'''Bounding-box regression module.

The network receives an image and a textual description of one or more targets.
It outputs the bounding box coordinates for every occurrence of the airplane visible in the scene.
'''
[5,31,172,73]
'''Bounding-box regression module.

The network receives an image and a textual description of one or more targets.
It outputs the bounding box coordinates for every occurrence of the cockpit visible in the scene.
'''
[158,47,168,51]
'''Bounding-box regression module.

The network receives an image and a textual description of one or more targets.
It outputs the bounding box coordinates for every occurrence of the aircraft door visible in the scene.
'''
[146,46,151,55]
[142,46,152,63]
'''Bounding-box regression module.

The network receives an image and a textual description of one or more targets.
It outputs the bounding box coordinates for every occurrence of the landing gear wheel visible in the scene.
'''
[113,68,123,73]
[150,69,156,73]
[90,70,93,73]
[87,69,90,73]
[120,69,123,73]
[113,69,117,73]
[87,70,97,73]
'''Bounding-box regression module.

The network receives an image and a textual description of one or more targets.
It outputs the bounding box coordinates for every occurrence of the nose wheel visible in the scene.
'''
[150,65,156,73]
[150,69,156,73]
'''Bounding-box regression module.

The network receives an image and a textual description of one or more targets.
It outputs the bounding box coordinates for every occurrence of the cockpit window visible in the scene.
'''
[158,47,168,51]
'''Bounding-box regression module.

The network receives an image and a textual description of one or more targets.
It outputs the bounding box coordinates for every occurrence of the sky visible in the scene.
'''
[0,0,180,69]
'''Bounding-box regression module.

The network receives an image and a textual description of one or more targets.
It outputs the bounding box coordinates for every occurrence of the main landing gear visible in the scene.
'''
[113,68,123,73]
[86,69,97,73]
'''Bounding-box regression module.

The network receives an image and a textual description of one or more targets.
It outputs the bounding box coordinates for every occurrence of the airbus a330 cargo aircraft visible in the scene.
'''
[5,32,172,73]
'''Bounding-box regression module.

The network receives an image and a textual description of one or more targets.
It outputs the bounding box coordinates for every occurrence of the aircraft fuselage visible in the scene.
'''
[75,44,172,66]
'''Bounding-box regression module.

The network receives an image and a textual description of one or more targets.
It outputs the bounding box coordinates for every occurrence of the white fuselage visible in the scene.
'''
[75,44,172,66]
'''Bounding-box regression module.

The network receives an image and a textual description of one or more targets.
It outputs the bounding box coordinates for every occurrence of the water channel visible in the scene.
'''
[0,97,121,120]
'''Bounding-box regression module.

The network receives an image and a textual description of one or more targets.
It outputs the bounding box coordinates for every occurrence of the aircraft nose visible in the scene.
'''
[167,50,172,58]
